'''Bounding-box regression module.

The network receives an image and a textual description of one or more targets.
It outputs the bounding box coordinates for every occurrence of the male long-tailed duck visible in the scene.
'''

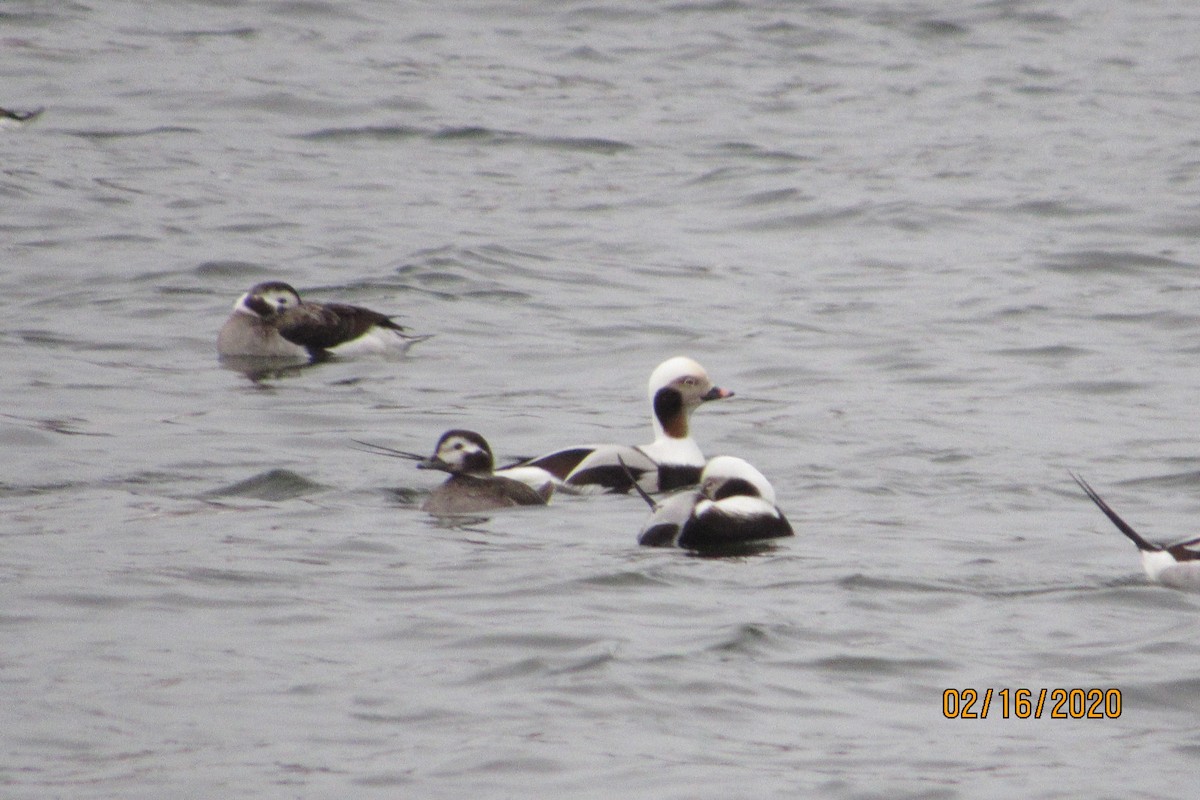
[634,455,793,550]
[1072,473,1200,590]
[357,430,553,515]
[498,356,733,494]
[217,281,426,360]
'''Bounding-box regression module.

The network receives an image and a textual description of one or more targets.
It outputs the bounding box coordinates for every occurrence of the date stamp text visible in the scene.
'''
[942,688,1122,719]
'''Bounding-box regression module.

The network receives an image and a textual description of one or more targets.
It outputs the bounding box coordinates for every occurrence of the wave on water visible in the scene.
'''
[204,469,327,501]
[296,124,634,155]
[66,126,200,140]
[1043,249,1194,275]
[804,654,953,676]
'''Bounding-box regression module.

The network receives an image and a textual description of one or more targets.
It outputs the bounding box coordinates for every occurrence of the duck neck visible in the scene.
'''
[652,387,689,441]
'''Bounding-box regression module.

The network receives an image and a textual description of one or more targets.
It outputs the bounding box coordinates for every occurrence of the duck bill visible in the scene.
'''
[417,458,452,473]
[702,386,734,401]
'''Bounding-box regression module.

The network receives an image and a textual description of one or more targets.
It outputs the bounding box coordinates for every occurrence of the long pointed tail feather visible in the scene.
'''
[350,439,425,462]
[1070,472,1159,552]
[618,455,657,510]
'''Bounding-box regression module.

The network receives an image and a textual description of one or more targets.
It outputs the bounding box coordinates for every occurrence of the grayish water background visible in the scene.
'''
[4,0,1200,796]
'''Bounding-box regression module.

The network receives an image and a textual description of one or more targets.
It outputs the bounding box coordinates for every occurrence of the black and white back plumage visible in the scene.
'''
[1072,473,1200,590]
[217,281,426,360]
[636,456,793,551]
[498,356,733,494]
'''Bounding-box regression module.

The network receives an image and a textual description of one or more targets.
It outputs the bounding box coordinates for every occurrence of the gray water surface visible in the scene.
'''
[4,2,1200,797]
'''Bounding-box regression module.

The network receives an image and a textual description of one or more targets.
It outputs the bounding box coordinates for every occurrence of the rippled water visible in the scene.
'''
[5,1,1200,797]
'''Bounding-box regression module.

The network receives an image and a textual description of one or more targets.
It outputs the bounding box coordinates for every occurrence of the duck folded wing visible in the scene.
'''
[563,446,663,491]
[496,475,555,504]
[1166,537,1200,562]
[522,445,660,491]
[274,303,400,350]
[507,447,597,481]
[676,506,794,550]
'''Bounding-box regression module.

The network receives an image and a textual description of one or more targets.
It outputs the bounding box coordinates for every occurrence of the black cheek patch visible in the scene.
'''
[461,449,495,474]
[246,296,275,317]
[653,388,686,437]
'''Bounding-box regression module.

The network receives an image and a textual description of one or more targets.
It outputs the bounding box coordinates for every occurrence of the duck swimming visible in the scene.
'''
[218,281,426,360]
[357,430,553,515]
[633,455,793,551]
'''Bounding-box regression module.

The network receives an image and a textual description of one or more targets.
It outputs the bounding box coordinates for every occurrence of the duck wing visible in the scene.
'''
[676,502,793,551]
[492,475,553,505]
[503,445,665,493]
[561,446,659,492]
[1165,536,1200,562]
[274,302,400,352]
[506,447,597,481]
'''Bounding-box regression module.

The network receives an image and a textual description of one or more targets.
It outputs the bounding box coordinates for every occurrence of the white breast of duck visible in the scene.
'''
[218,283,310,358]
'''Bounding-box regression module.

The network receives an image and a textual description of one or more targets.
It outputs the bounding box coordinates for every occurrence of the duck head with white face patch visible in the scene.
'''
[419,430,496,477]
[235,281,302,320]
[647,356,734,442]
